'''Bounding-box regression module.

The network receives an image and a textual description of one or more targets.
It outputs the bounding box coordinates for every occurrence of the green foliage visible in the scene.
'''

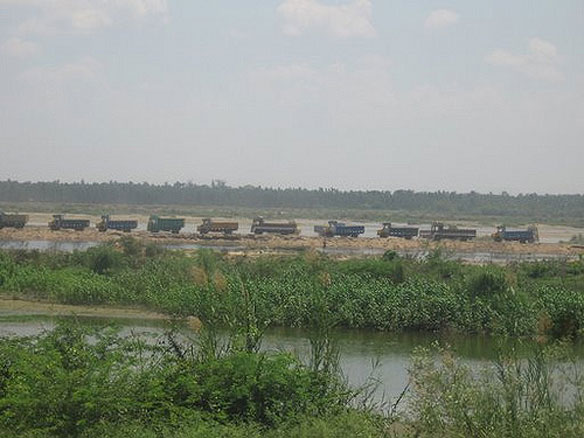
[84,245,125,274]
[382,250,399,261]
[2,243,584,337]
[466,267,508,299]
[2,180,584,226]
[335,258,405,283]
[407,344,584,437]
[0,323,356,438]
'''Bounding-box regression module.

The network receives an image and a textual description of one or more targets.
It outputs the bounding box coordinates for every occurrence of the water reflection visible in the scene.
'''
[1,314,582,407]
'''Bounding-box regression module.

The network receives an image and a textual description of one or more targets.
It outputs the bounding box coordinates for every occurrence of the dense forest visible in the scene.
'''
[1,180,583,222]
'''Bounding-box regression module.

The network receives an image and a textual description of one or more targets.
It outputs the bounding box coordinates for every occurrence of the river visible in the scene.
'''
[1,312,582,408]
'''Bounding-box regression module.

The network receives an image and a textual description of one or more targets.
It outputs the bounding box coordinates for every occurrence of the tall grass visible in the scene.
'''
[0,320,370,438]
[406,342,584,437]
[1,240,584,337]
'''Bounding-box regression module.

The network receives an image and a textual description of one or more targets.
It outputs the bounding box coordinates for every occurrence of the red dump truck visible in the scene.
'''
[250,217,298,235]
[197,218,238,235]
[419,222,476,241]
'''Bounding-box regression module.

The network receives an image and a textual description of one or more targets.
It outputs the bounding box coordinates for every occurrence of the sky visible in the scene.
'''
[0,0,583,194]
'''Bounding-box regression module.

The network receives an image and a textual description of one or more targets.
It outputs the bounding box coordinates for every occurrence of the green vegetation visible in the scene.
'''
[1,239,584,338]
[407,343,584,437]
[2,180,584,226]
[1,323,584,437]
[2,240,584,436]
[0,321,378,438]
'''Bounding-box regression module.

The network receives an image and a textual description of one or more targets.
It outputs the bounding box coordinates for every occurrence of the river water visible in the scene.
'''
[1,313,582,408]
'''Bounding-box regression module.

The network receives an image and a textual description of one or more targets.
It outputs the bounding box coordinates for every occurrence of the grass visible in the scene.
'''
[0,322,376,438]
[1,238,584,338]
[1,319,584,436]
[405,342,584,437]
[2,239,584,436]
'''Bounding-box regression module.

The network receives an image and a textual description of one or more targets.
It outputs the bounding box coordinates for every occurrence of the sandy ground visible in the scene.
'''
[0,297,202,329]
[1,224,583,257]
[0,211,583,257]
[0,297,168,320]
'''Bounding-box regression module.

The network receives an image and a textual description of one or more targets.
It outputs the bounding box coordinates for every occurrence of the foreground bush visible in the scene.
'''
[0,324,357,438]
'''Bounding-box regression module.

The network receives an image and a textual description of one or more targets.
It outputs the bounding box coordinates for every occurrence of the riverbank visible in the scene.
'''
[0,297,167,319]
[2,225,583,260]
[1,239,584,337]
[0,316,583,437]
[2,241,584,437]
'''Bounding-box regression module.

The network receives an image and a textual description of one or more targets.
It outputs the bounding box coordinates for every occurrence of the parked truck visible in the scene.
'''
[492,225,538,243]
[48,215,90,231]
[314,221,365,238]
[377,222,419,239]
[0,212,28,229]
[96,215,138,232]
[250,217,298,235]
[197,218,238,235]
[147,215,185,234]
[419,222,476,241]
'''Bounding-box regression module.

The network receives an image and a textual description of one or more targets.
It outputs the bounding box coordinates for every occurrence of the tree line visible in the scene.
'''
[0,180,583,221]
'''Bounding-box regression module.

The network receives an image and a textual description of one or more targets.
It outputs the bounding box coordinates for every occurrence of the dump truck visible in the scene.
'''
[377,222,419,239]
[250,217,298,235]
[96,215,138,232]
[48,215,90,231]
[0,212,28,229]
[197,218,238,235]
[147,216,185,234]
[314,221,365,238]
[492,225,538,243]
[419,222,476,241]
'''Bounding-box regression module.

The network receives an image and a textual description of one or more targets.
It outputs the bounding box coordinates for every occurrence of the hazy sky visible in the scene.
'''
[1,0,583,194]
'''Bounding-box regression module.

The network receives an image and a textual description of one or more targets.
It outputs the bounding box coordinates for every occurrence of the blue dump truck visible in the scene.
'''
[48,215,90,231]
[314,221,365,238]
[492,225,538,243]
[147,215,185,234]
[377,222,419,239]
[96,215,138,232]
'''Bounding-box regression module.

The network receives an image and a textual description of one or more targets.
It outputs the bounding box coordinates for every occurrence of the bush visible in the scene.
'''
[466,268,508,299]
[85,245,125,274]
[0,324,354,437]
[408,344,584,438]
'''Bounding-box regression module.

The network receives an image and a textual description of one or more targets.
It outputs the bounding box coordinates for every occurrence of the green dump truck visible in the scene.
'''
[49,215,90,231]
[147,215,185,234]
[0,212,28,229]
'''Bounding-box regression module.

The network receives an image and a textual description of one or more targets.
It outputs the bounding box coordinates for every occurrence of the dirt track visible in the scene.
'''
[1,225,583,258]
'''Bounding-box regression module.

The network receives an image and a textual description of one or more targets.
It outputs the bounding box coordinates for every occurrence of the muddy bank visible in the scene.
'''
[0,297,170,320]
[0,227,584,263]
